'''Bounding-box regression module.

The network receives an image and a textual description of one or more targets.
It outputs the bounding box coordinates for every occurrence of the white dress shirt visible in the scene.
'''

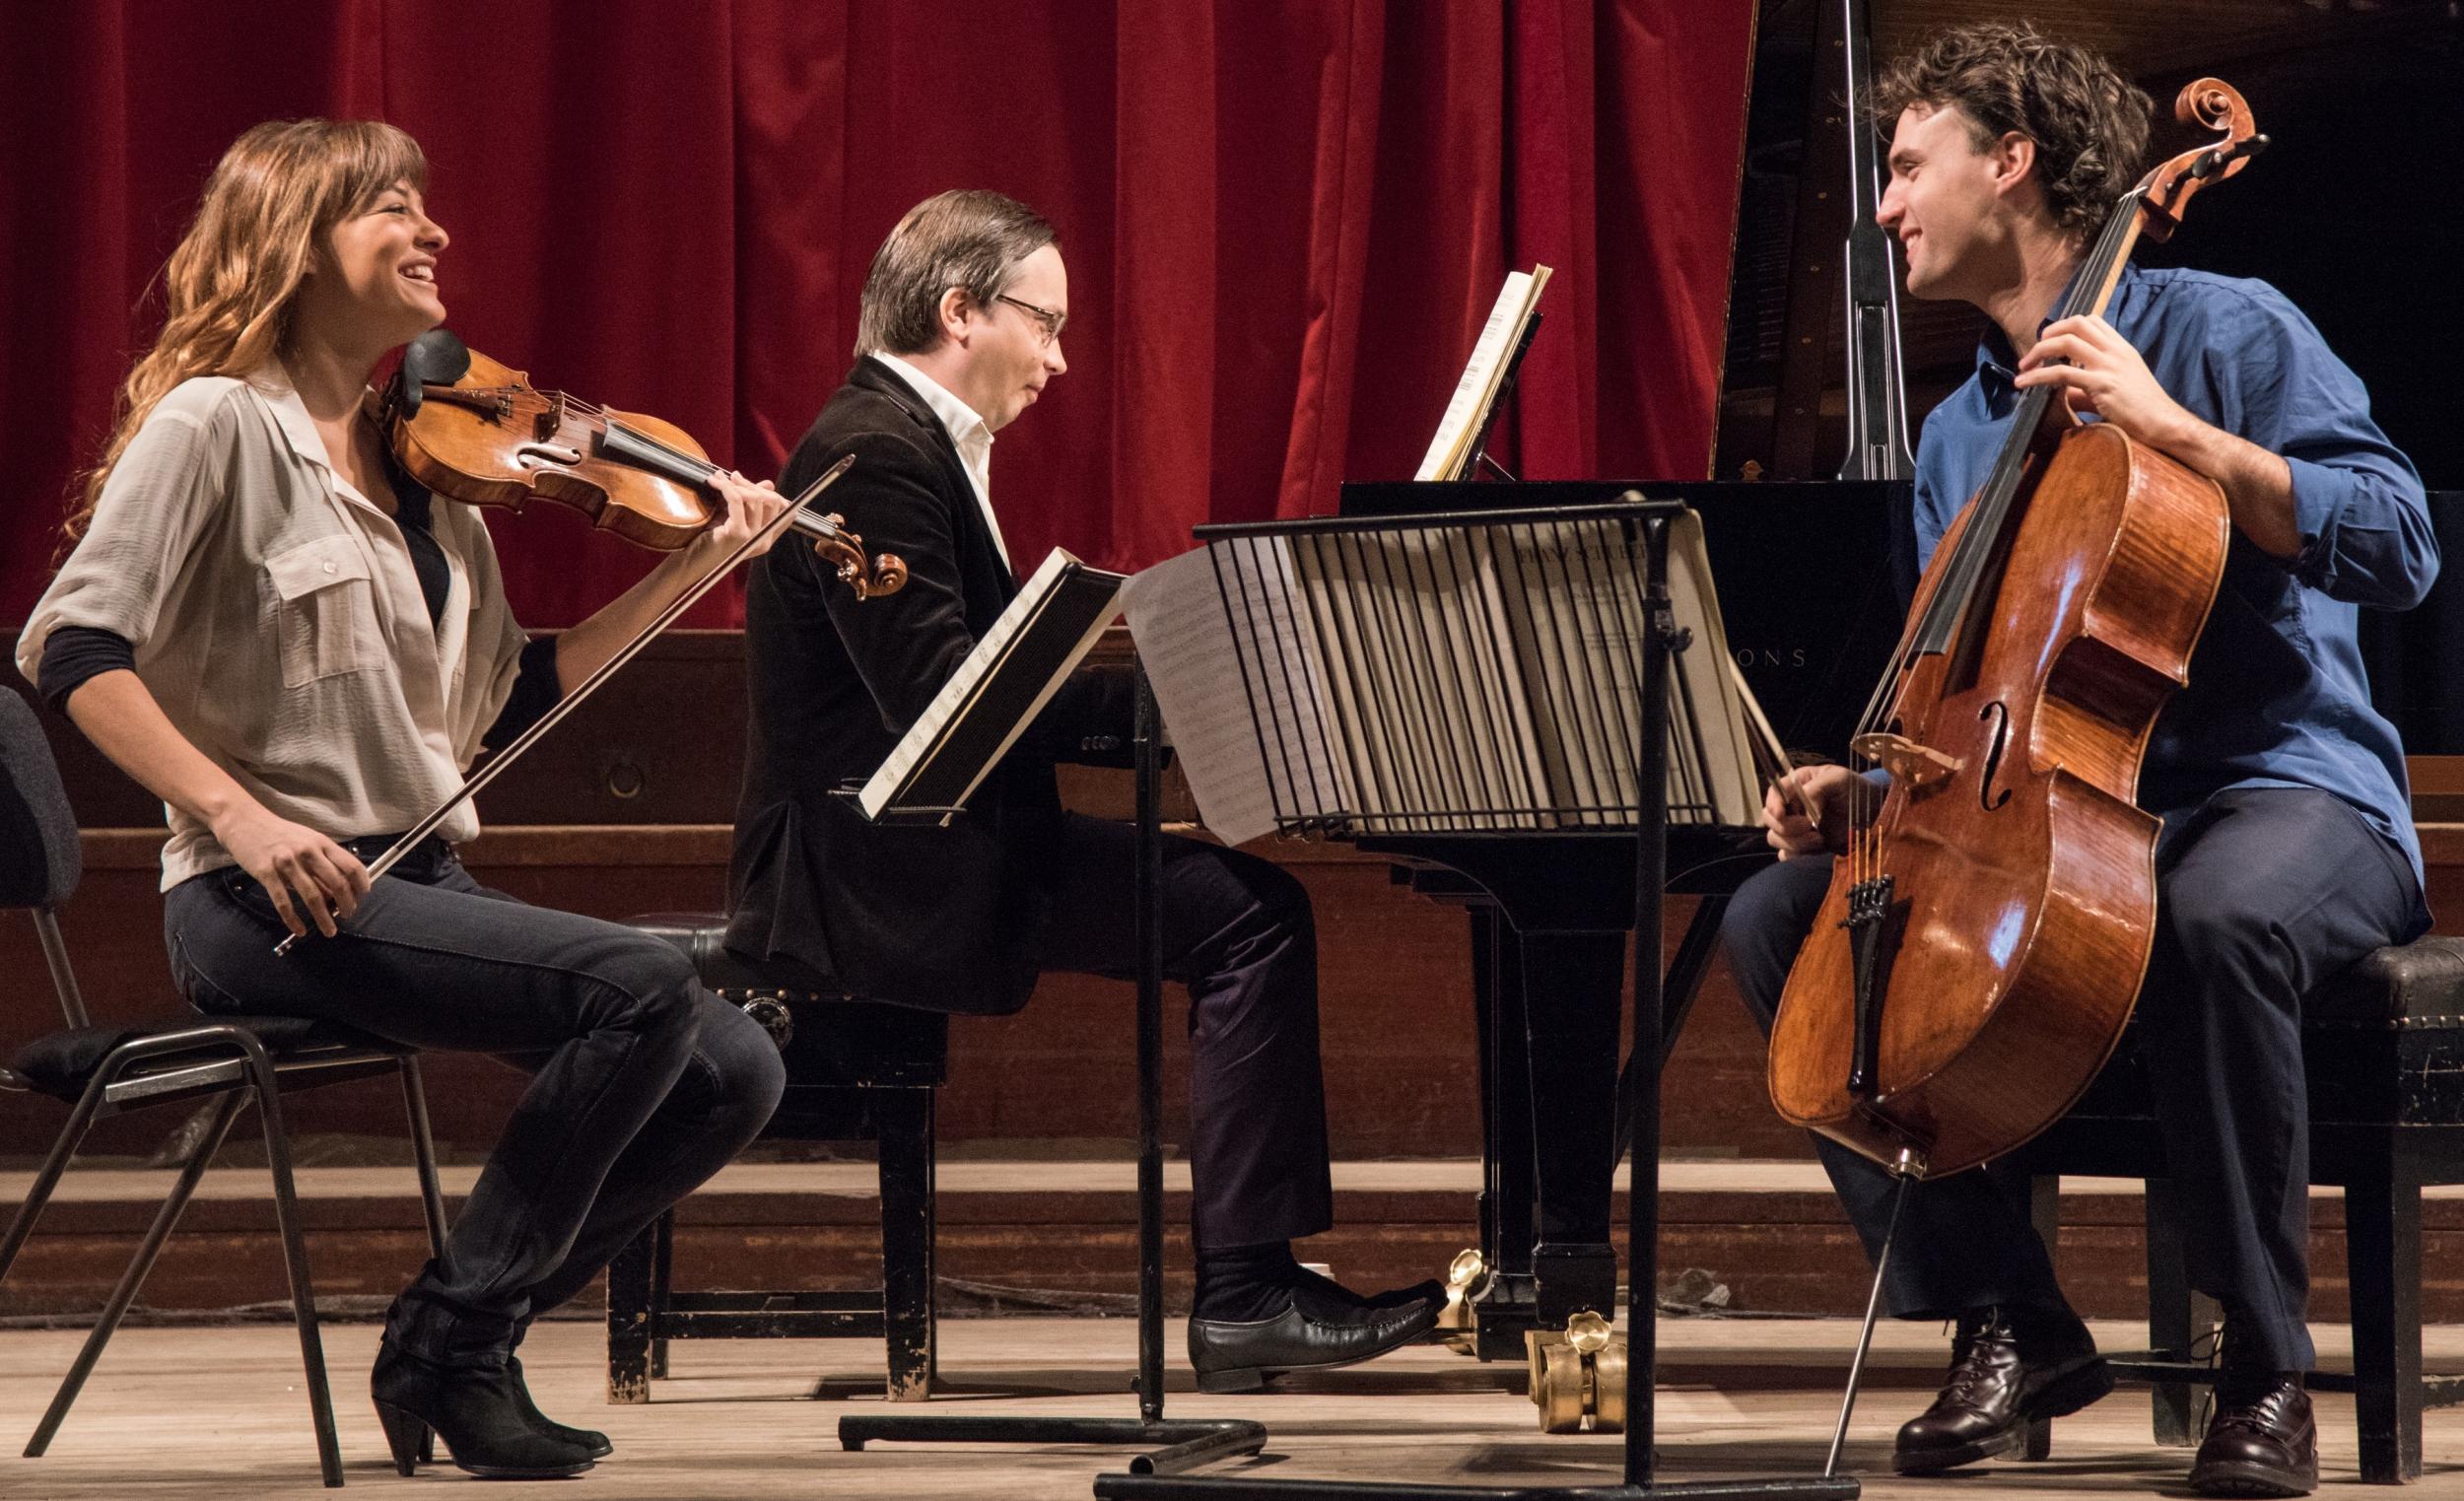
[872,352,1011,573]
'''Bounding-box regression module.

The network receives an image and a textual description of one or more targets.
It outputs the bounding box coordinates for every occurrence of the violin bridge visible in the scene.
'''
[1849,732,1962,790]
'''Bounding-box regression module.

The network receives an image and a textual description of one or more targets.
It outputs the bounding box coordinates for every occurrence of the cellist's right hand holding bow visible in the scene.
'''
[1762,764,1860,859]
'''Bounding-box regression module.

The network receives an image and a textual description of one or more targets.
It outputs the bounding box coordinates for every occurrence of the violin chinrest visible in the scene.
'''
[394,327,473,419]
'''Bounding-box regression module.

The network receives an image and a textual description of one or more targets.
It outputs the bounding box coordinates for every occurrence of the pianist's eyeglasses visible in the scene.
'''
[993,294,1066,349]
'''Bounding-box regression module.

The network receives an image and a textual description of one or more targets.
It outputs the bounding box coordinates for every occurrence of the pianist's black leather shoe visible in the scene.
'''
[1893,1304,2112,1474]
[2189,1376,2317,1497]
[1188,1292,1441,1393]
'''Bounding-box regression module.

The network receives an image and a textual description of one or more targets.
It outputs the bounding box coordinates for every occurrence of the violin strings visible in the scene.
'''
[541,388,721,478]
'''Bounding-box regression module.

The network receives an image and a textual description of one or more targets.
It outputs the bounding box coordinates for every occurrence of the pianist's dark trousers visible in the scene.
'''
[1032,810,1335,1248]
[1719,787,2416,1374]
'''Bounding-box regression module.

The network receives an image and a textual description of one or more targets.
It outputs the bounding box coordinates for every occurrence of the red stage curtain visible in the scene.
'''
[0,0,1753,632]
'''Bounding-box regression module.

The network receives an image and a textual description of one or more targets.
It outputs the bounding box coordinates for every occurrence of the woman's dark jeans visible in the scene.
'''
[165,838,785,1369]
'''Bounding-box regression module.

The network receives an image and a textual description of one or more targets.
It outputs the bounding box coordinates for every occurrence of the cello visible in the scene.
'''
[1766,79,2269,1181]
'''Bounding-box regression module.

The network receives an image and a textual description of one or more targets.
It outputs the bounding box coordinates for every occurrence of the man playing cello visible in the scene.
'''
[1723,23,2434,1497]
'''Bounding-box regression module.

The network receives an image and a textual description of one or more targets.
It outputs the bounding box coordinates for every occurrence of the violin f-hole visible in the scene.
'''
[1977,701,2015,811]
[514,441,584,469]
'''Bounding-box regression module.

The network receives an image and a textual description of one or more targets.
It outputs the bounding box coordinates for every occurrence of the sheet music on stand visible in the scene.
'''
[1121,496,1788,846]
[851,547,1127,826]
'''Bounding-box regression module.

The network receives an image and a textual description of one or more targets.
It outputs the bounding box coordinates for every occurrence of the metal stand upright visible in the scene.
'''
[839,669,1267,1477]
[1090,512,1861,1497]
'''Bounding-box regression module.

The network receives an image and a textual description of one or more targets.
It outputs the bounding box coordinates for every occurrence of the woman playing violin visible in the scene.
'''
[15,119,789,1479]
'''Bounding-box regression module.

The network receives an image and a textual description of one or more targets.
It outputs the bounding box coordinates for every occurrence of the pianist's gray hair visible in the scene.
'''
[856,190,1057,359]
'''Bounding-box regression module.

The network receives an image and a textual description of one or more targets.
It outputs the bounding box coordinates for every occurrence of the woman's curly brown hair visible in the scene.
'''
[1872,22,2152,239]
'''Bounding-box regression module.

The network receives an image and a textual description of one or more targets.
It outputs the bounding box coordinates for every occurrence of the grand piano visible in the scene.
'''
[1332,478,1908,1363]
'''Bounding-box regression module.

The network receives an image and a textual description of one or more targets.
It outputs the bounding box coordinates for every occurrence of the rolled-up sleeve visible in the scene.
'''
[2221,290,2435,609]
[15,401,227,685]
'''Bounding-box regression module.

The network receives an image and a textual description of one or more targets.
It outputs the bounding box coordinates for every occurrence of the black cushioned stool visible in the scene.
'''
[607,913,946,1402]
[2017,936,2464,1483]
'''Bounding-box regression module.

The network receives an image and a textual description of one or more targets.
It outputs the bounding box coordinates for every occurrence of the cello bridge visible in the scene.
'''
[1850,732,1962,790]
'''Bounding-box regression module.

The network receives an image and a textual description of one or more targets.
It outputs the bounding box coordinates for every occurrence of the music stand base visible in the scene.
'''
[1093,1474,1861,1500]
[841,1414,1267,1477]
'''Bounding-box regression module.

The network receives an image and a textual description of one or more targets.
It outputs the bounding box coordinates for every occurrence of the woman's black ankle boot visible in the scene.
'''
[507,1354,613,1458]
[371,1340,596,1478]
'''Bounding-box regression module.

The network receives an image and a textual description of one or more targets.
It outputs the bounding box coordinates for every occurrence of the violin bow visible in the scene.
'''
[274,454,856,956]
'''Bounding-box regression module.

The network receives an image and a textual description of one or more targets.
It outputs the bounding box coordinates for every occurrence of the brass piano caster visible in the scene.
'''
[1433,1249,1488,1355]
[1526,1311,1625,1434]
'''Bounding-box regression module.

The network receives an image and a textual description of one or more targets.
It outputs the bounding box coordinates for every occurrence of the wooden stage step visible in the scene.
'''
[10,1156,2464,1324]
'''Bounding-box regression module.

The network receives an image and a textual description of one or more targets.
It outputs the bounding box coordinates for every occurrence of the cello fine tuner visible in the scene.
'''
[1848,731,1963,789]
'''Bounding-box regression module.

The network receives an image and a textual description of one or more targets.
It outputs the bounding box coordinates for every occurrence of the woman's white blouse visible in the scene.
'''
[16,367,529,890]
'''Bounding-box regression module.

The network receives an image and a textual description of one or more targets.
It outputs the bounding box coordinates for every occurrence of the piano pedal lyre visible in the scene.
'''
[1432,1248,1488,1354]
[1525,1309,1625,1434]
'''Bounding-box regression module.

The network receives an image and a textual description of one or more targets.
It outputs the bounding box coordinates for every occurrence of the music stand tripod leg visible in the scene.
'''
[838,667,1266,1478]
[1095,514,1861,1500]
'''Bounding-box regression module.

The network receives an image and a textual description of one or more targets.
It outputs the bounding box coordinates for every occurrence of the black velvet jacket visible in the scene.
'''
[726,357,1130,1013]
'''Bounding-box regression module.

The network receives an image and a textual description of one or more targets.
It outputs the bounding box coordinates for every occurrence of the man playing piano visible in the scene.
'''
[1721,24,2433,1497]
[729,190,1437,1391]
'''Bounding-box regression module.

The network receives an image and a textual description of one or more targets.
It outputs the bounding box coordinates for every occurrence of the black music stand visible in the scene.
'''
[1093,506,1857,1500]
[836,673,1267,1477]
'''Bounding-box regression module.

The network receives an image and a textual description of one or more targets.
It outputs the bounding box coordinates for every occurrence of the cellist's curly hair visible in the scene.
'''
[1872,22,2152,240]
[64,119,427,547]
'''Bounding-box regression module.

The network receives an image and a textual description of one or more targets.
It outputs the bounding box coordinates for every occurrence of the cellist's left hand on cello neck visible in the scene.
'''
[2017,314,2203,454]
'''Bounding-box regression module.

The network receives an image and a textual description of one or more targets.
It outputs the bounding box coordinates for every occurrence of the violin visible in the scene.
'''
[381,329,907,598]
[1766,80,2268,1180]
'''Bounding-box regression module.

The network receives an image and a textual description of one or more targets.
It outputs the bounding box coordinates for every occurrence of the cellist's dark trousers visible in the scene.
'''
[1721,787,2416,1374]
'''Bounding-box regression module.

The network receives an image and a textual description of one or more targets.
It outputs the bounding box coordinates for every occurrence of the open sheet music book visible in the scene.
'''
[1123,507,1772,845]
[856,548,1128,824]
[1413,265,1552,482]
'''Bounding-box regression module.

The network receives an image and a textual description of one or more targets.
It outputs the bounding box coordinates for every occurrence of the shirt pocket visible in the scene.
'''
[264,533,374,688]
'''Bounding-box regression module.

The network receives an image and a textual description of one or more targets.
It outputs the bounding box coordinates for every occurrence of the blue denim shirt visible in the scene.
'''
[1912,263,2435,924]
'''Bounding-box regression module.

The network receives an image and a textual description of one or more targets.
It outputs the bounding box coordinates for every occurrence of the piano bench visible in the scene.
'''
[605,913,947,1405]
[2015,935,2464,1483]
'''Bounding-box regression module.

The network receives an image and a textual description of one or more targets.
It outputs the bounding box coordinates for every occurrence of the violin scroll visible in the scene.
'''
[2139,78,2267,240]
[804,511,910,600]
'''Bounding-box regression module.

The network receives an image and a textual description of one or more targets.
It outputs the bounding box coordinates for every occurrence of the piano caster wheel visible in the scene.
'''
[1434,1248,1488,1355]
[1590,1335,1628,1433]
[1526,1311,1622,1434]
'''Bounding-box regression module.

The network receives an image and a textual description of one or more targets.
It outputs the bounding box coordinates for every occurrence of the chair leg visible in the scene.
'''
[2144,1176,2213,1448]
[250,1060,347,1488]
[0,1075,115,1286]
[877,1088,937,1401]
[2346,1176,2423,1483]
[398,1058,450,1262]
[2022,1174,2059,1461]
[25,1090,247,1460]
[606,1215,661,1403]
[649,1209,673,1380]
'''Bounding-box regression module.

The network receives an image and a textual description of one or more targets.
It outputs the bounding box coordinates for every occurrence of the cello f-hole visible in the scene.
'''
[1977,701,2015,811]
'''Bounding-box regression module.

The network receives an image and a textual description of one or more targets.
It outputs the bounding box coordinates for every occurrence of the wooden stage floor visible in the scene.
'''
[3,1316,2458,1498]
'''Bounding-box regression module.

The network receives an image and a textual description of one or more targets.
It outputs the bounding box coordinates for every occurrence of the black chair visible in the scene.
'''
[607,914,944,1403]
[0,692,449,1488]
[2017,936,2464,1483]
